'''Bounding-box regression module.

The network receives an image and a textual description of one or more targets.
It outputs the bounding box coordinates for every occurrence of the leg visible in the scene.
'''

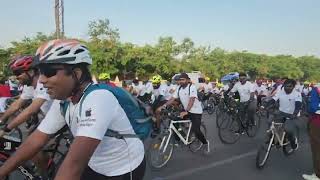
[309,118,320,177]
[31,151,50,177]
[283,116,298,148]
[189,113,207,144]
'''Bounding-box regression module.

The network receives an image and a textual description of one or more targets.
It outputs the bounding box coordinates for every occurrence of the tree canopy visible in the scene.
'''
[1,19,319,82]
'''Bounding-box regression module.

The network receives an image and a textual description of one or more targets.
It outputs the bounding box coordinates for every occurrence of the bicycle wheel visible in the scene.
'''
[189,123,207,152]
[207,102,215,115]
[246,114,261,137]
[215,103,224,127]
[218,118,241,144]
[256,134,274,169]
[218,112,232,130]
[148,133,174,169]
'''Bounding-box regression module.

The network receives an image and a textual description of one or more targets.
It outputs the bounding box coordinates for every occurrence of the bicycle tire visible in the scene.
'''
[147,133,174,170]
[215,103,224,128]
[246,114,261,137]
[218,118,241,144]
[218,112,232,130]
[207,104,215,115]
[256,135,273,169]
[189,123,207,152]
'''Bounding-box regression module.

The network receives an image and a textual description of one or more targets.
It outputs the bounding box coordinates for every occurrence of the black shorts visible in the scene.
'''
[81,157,146,180]
[152,100,167,112]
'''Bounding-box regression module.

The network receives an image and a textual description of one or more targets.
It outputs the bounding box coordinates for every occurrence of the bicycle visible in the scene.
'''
[148,113,208,169]
[216,95,237,129]
[218,100,260,144]
[0,126,72,179]
[256,116,299,169]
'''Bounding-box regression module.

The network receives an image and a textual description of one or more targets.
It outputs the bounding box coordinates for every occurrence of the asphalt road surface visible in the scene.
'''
[144,111,313,180]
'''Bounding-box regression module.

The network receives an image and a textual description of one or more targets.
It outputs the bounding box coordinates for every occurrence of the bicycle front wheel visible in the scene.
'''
[256,134,274,169]
[148,134,174,169]
[218,118,241,144]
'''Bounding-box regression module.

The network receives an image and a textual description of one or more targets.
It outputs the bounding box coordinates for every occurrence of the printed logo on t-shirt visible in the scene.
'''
[85,108,92,117]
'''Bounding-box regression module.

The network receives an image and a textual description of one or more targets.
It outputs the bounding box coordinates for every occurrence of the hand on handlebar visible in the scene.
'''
[179,111,188,118]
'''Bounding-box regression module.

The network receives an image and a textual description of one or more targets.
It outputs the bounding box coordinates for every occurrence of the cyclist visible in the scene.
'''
[0,39,145,180]
[0,55,53,177]
[267,79,301,150]
[254,79,267,108]
[150,75,168,137]
[98,72,116,87]
[302,83,320,180]
[0,79,11,113]
[229,72,256,132]
[199,77,213,105]
[139,77,153,104]
[162,73,210,155]
[302,81,312,97]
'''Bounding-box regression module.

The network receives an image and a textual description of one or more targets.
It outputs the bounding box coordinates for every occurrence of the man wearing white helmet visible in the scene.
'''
[0,39,146,180]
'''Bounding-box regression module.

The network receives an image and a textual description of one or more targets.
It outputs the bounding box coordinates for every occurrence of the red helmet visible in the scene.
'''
[10,56,33,72]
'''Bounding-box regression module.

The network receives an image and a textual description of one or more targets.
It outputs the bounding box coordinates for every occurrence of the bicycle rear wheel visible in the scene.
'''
[256,134,274,169]
[218,118,241,144]
[148,133,174,169]
[189,123,207,152]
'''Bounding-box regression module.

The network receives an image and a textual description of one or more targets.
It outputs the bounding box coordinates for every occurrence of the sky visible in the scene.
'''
[0,0,320,57]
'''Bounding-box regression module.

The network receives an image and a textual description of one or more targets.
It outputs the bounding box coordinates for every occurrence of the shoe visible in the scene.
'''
[302,173,320,180]
[291,137,299,151]
[201,140,210,155]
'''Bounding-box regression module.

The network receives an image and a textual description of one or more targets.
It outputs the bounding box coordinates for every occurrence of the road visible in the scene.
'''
[144,112,313,180]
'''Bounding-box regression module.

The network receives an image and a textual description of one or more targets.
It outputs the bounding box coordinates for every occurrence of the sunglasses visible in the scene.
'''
[39,66,65,78]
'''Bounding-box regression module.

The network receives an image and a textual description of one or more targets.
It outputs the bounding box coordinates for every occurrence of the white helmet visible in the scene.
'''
[34,39,92,66]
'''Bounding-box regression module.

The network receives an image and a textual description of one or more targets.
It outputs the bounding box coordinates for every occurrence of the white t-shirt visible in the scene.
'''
[152,84,168,101]
[38,90,145,177]
[212,87,221,94]
[231,81,254,102]
[132,83,145,97]
[143,82,153,94]
[253,84,267,96]
[202,83,213,93]
[165,84,177,100]
[302,87,312,96]
[173,84,203,114]
[273,89,302,114]
[20,81,52,114]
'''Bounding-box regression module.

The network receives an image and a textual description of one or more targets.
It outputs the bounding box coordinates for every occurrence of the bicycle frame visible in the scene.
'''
[0,152,36,179]
[268,122,289,147]
[160,120,193,153]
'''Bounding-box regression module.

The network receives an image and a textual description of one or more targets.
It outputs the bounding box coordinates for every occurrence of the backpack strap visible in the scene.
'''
[78,84,141,139]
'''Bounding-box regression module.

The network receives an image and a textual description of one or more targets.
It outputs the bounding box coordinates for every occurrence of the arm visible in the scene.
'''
[54,136,100,180]
[186,97,196,112]
[6,98,45,130]
[0,98,26,124]
[0,130,50,177]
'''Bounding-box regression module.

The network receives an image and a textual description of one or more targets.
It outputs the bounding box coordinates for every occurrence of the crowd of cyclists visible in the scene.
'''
[0,39,318,180]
